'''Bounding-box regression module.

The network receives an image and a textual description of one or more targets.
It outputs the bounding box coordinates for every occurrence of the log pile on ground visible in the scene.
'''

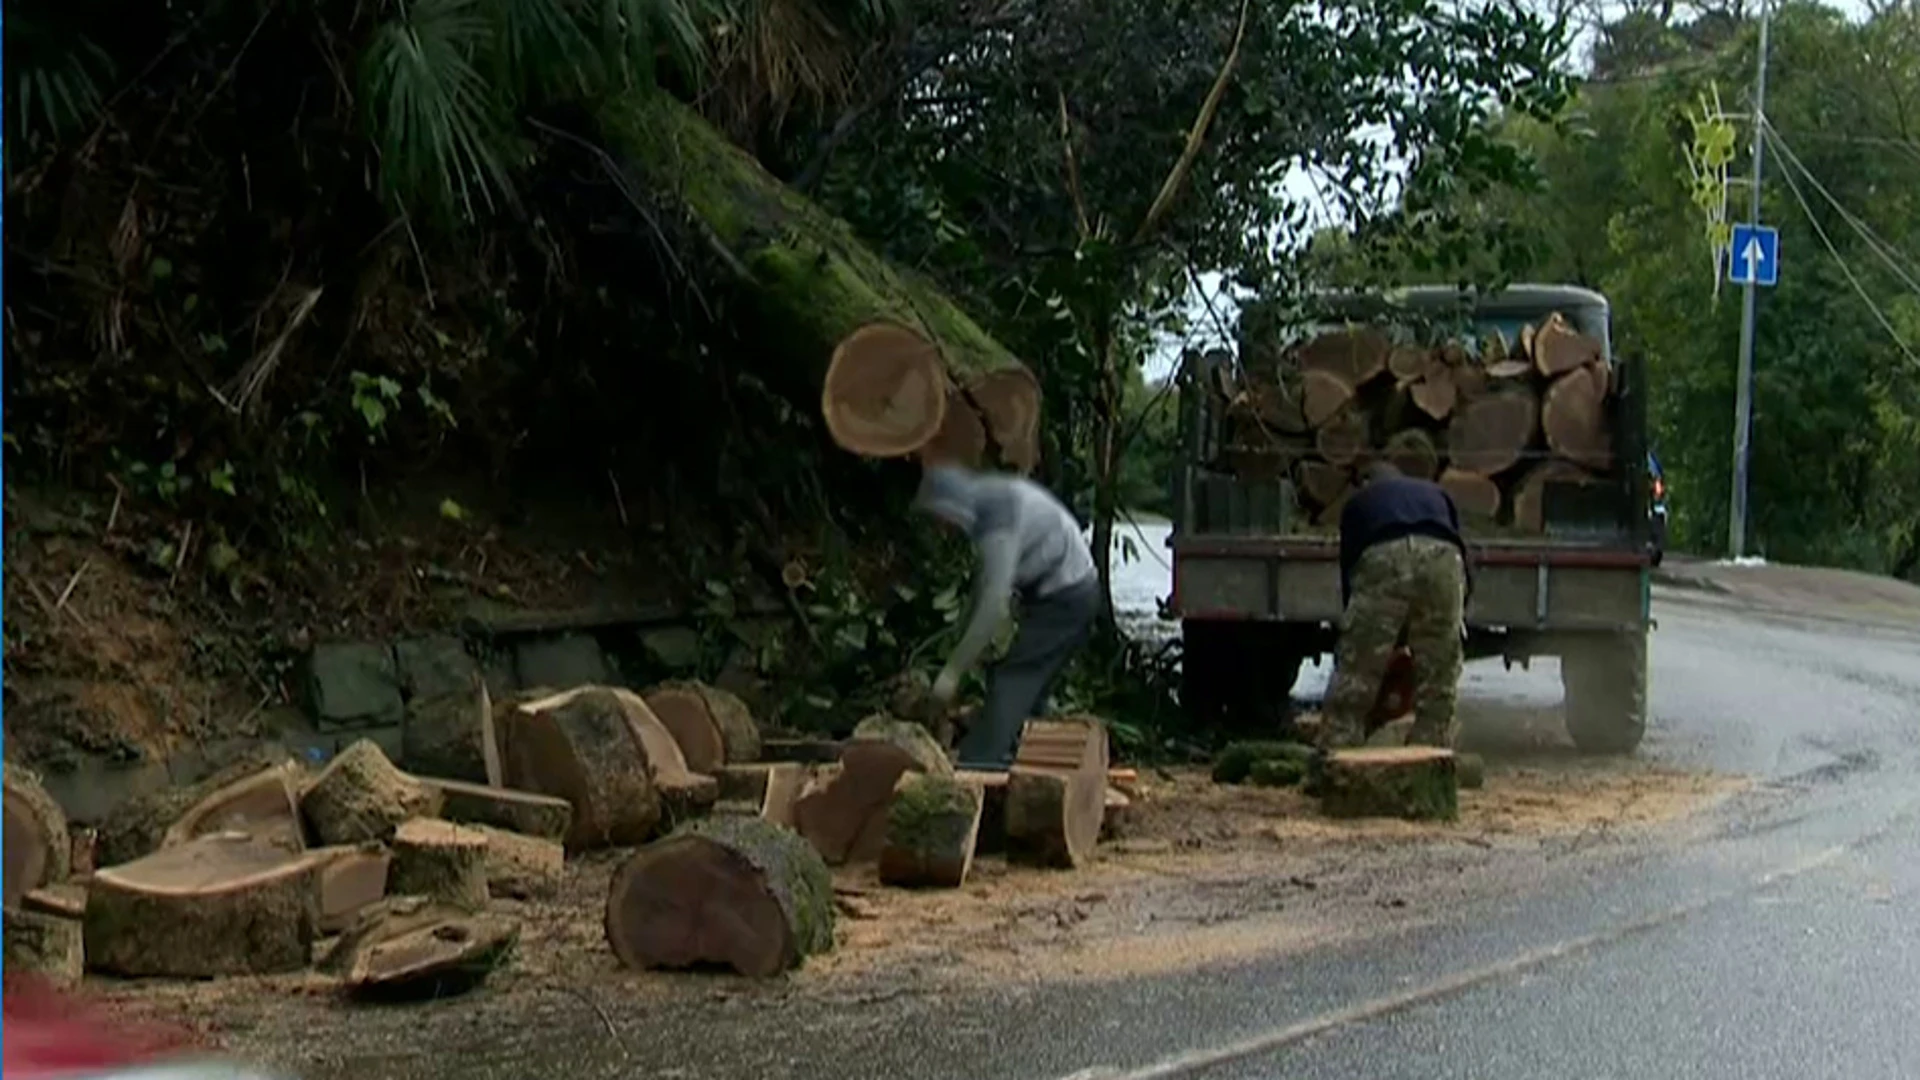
[1310,747,1459,821]
[1216,312,1619,527]
[605,815,835,977]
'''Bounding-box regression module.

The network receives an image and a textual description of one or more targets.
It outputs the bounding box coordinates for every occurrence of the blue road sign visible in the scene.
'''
[1727,223,1780,287]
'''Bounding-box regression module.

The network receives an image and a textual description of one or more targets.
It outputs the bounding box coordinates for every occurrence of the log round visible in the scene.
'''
[822,321,951,459]
[388,818,491,912]
[878,774,985,889]
[604,816,835,977]
[1513,461,1599,533]
[501,687,663,850]
[1004,716,1110,869]
[793,717,950,865]
[918,389,990,467]
[1315,409,1370,468]
[1439,468,1503,521]
[1542,364,1613,470]
[1446,390,1539,477]
[965,366,1044,472]
[1384,429,1440,481]
[4,763,71,908]
[643,680,762,775]
[1531,312,1602,376]
[1312,746,1458,821]
[301,739,444,847]
[1301,370,1355,428]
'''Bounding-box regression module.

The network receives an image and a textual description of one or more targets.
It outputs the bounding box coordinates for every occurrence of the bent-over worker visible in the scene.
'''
[1321,461,1472,750]
[913,464,1100,770]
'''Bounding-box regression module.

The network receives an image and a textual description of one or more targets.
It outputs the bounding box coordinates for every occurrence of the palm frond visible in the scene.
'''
[705,0,908,135]
[590,0,715,89]
[363,0,518,221]
[493,0,601,98]
[8,19,116,149]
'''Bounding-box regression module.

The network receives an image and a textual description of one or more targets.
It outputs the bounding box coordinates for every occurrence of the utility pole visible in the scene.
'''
[1728,0,1771,559]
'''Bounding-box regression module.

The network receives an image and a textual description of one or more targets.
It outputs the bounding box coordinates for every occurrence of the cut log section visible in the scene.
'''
[1446,390,1539,477]
[1241,376,1308,435]
[821,321,951,459]
[1299,327,1391,387]
[1005,717,1110,869]
[1438,468,1503,521]
[1410,369,1458,421]
[500,687,661,851]
[794,717,950,865]
[84,835,332,976]
[301,739,444,847]
[388,818,491,912]
[604,816,835,977]
[966,366,1044,472]
[917,387,988,467]
[878,774,985,889]
[607,687,722,823]
[1512,461,1600,533]
[1542,364,1613,470]
[161,761,304,854]
[1300,369,1355,428]
[1388,344,1433,382]
[328,898,518,1002]
[716,763,810,827]
[1315,409,1369,468]
[5,907,84,989]
[1384,429,1441,481]
[4,763,71,908]
[419,778,573,842]
[1312,747,1458,821]
[470,825,564,899]
[1297,460,1351,510]
[315,846,392,933]
[1530,312,1602,377]
[642,680,762,775]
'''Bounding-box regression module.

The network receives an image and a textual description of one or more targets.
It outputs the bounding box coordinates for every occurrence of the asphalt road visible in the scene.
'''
[289,583,1918,1080]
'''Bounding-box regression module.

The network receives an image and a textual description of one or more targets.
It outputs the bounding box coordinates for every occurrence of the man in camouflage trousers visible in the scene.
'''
[1320,462,1472,749]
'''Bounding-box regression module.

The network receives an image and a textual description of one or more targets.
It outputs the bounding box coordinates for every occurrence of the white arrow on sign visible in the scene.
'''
[1742,236,1765,282]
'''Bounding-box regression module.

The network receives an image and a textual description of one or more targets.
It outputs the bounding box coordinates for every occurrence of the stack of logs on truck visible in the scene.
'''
[1205,308,1619,530]
[0,680,1129,989]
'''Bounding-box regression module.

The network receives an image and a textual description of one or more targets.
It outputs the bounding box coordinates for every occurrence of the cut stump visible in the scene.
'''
[301,739,444,847]
[419,778,572,842]
[388,818,490,912]
[500,687,661,851]
[162,762,304,854]
[878,774,985,889]
[5,907,84,989]
[1312,747,1458,821]
[605,816,834,977]
[644,680,762,775]
[1005,717,1110,869]
[4,763,71,909]
[84,834,330,976]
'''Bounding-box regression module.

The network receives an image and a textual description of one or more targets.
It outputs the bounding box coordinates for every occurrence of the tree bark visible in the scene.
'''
[4,762,70,907]
[1310,747,1458,821]
[878,774,985,889]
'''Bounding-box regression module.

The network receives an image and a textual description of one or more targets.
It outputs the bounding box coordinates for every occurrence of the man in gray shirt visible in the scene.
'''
[914,464,1101,770]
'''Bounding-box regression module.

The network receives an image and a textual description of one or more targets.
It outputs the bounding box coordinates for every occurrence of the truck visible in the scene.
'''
[1168,284,1654,754]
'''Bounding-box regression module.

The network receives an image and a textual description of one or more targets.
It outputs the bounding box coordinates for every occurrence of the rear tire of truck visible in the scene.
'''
[1180,621,1302,736]
[1560,630,1648,755]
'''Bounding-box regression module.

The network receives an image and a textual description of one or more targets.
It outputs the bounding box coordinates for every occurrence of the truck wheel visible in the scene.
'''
[1180,621,1302,736]
[1560,630,1648,754]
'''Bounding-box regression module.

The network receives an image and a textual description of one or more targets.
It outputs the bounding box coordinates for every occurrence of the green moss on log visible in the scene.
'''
[595,92,1025,382]
[1211,741,1316,785]
[1312,748,1458,822]
[679,815,835,962]
[1247,757,1307,788]
[880,774,982,888]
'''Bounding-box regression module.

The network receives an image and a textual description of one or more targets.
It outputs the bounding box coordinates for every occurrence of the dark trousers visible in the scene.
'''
[955,576,1101,770]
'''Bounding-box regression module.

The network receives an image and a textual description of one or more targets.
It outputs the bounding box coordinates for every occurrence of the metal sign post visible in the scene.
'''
[1727,2,1774,560]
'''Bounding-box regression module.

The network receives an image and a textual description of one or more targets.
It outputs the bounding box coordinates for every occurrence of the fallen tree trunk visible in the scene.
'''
[878,774,985,889]
[595,92,1036,464]
[4,763,71,908]
[605,816,835,977]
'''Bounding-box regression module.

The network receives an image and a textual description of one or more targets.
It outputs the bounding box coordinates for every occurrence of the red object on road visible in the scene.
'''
[3,976,202,1078]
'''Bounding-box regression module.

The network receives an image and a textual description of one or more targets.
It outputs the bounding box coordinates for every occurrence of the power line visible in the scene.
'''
[1763,118,1920,297]
[1762,123,1920,370]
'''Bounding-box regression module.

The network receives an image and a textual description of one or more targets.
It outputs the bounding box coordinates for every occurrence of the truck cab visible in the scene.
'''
[1169,284,1653,753]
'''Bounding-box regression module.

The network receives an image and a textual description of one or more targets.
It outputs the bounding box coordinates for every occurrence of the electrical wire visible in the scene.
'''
[1761,122,1920,370]
[1763,117,1920,298]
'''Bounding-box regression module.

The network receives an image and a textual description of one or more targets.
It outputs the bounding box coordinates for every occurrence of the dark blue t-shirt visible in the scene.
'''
[1337,477,1470,605]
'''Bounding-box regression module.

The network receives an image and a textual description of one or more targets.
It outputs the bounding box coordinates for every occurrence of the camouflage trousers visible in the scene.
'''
[1320,535,1466,749]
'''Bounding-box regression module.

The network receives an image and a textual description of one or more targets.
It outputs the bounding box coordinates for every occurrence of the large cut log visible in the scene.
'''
[965,366,1044,472]
[1411,368,1459,420]
[1446,390,1539,476]
[595,92,1034,460]
[315,846,392,933]
[1299,327,1391,387]
[607,687,723,822]
[1005,716,1110,869]
[1297,460,1351,510]
[4,763,71,908]
[1301,369,1355,428]
[1542,364,1613,470]
[1311,747,1458,821]
[1438,468,1503,521]
[326,897,517,1001]
[1512,461,1601,533]
[642,680,762,775]
[93,748,295,869]
[301,739,444,846]
[1315,408,1369,468]
[388,818,490,912]
[161,761,304,854]
[824,321,951,458]
[1384,429,1441,481]
[419,778,573,842]
[604,816,835,977]
[918,386,988,467]
[878,774,985,889]
[1530,312,1603,377]
[5,907,84,989]
[84,835,333,976]
[500,687,662,850]
[1388,344,1434,382]
[793,716,950,865]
